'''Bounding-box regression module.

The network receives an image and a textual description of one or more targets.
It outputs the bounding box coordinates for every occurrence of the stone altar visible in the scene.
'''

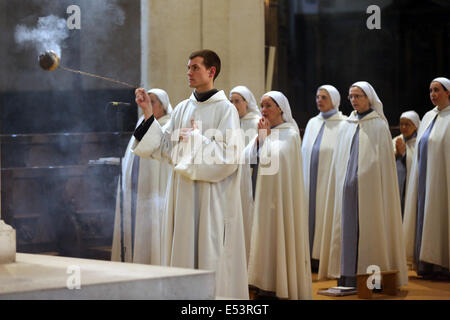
[0,253,215,300]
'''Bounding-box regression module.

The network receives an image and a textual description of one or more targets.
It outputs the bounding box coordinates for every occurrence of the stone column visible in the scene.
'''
[141,0,265,107]
[0,220,16,264]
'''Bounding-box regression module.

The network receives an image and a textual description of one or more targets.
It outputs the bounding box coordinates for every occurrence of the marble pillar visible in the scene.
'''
[141,0,265,107]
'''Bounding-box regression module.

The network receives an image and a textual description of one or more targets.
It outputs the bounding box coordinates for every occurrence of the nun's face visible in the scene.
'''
[429,81,450,108]
[316,89,334,113]
[349,86,370,113]
[230,93,248,118]
[149,93,165,120]
[399,118,417,139]
[260,95,284,126]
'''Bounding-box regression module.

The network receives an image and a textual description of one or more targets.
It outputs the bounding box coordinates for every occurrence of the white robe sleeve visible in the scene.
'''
[132,114,178,164]
[174,106,242,183]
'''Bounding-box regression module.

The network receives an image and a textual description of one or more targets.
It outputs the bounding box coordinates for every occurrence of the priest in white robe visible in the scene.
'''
[111,89,173,264]
[301,85,347,271]
[229,85,261,262]
[131,50,249,299]
[319,81,408,288]
[392,110,420,218]
[247,91,312,300]
[403,77,450,279]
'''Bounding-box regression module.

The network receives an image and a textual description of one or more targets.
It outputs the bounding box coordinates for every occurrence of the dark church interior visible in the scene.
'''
[1,0,448,265]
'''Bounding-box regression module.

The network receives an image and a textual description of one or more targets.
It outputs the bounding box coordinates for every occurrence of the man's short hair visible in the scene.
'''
[189,49,221,81]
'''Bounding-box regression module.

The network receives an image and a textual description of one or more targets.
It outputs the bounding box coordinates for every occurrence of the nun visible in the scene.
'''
[230,86,262,262]
[318,81,408,289]
[301,85,347,271]
[403,77,450,280]
[246,91,312,300]
[229,85,261,146]
[392,111,420,217]
[111,88,173,265]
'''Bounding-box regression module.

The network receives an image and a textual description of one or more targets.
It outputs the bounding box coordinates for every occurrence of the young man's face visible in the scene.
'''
[187,56,214,90]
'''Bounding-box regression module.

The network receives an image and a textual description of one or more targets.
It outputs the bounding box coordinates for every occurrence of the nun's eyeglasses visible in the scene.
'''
[230,98,244,104]
[347,94,366,100]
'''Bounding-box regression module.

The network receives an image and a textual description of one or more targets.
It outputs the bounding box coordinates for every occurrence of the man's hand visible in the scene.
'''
[135,88,153,120]
[257,117,271,146]
[179,120,198,142]
[395,137,406,156]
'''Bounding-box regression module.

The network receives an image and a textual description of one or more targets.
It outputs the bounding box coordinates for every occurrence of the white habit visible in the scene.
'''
[111,114,172,264]
[111,115,145,263]
[392,110,420,211]
[403,105,450,271]
[132,114,172,265]
[132,90,249,299]
[229,85,261,146]
[229,85,261,263]
[301,111,347,261]
[240,113,260,145]
[319,110,408,287]
[392,133,417,180]
[392,132,417,211]
[247,122,313,300]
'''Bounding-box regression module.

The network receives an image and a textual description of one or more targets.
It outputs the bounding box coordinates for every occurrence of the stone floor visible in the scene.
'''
[248,270,450,300]
[311,270,450,300]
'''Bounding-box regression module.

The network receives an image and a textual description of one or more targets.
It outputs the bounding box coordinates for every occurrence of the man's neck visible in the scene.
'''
[194,88,219,102]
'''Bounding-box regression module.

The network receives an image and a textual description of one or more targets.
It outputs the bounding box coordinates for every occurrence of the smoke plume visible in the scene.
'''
[14,15,69,57]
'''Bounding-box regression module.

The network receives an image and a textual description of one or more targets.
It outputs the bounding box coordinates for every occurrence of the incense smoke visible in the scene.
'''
[14,15,69,57]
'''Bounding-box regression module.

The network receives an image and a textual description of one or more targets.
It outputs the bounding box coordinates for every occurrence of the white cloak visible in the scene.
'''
[111,115,144,263]
[392,133,417,197]
[403,105,450,270]
[301,111,347,260]
[111,114,171,264]
[240,113,260,147]
[319,111,408,287]
[247,122,313,300]
[239,112,260,263]
[132,114,171,265]
[132,90,249,299]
